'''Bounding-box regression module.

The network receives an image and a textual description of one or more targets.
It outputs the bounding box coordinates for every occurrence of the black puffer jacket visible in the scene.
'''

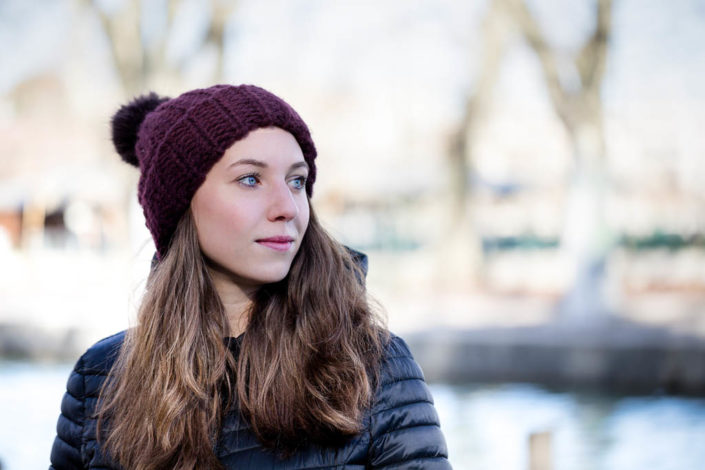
[49,330,451,469]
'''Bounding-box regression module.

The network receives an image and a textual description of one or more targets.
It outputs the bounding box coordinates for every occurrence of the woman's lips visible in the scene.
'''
[256,236,295,252]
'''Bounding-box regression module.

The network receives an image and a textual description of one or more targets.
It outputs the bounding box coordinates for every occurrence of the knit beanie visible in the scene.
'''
[111,84,317,259]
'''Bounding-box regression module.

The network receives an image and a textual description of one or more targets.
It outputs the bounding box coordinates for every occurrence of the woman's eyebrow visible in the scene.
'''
[227,159,308,171]
[290,161,309,172]
[228,158,266,169]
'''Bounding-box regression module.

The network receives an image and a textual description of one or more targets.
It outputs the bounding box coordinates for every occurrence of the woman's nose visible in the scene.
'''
[267,182,299,221]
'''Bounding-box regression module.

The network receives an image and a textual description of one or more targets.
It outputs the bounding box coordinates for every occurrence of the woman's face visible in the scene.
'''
[191,127,310,288]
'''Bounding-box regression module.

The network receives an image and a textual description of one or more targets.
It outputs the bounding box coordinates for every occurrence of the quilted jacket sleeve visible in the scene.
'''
[368,335,452,469]
[49,330,125,470]
[49,355,87,469]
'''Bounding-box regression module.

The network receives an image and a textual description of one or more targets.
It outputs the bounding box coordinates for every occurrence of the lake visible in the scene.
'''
[1,361,704,470]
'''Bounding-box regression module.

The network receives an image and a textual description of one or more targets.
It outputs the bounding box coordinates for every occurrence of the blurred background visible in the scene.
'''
[1,0,705,468]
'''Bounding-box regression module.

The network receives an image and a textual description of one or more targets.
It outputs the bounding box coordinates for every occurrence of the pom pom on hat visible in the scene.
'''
[111,92,169,167]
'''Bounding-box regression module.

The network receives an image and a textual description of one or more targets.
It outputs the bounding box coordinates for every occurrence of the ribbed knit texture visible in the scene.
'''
[117,84,317,258]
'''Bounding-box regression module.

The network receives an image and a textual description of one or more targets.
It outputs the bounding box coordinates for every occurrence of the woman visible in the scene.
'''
[49,84,451,469]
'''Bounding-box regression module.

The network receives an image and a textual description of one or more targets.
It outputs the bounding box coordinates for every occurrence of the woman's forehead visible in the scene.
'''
[220,128,306,168]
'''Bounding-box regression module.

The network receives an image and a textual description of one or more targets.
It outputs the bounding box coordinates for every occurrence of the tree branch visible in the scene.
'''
[80,0,144,94]
[577,0,612,93]
[206,0,237,81]
[503,0,569,125]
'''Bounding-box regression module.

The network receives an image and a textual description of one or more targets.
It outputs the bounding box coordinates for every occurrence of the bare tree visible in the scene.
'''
[441,0,614,317]
[505,0,615,320]
[80,0,236,96]
[507,0,611,173]
[437,0,514,288]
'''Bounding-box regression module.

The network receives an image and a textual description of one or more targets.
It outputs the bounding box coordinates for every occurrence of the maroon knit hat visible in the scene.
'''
[111,84,317,259]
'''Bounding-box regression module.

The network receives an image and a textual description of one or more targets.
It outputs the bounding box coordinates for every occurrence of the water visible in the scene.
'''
[0,361,73,470]
[2,363,705,470]
[433,383,705,470]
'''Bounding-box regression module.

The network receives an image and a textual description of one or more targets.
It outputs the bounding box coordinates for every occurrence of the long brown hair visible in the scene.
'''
[97,206,387,469]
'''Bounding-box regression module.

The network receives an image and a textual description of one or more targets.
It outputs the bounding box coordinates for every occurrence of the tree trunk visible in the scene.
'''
[506,0,615,321]
[436,0,512,290]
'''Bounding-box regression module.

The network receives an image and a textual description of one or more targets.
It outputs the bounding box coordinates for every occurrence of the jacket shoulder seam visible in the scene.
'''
[375,422,442,441]
[374,398,434,417]
[379,375,424,388]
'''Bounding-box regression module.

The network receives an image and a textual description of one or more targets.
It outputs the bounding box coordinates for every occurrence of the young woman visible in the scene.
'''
[49,84,451,469]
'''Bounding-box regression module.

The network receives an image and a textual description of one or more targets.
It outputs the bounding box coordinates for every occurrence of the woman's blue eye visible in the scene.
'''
[290,176,306,190]
[238,175,259,187]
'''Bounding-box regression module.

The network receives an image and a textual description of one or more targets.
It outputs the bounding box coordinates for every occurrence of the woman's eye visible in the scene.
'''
[238,174,259,187]
[290,176,306,190]
[237,175,259,186]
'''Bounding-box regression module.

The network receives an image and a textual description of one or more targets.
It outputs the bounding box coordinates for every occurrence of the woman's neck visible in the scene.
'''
[207,267,257,337]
